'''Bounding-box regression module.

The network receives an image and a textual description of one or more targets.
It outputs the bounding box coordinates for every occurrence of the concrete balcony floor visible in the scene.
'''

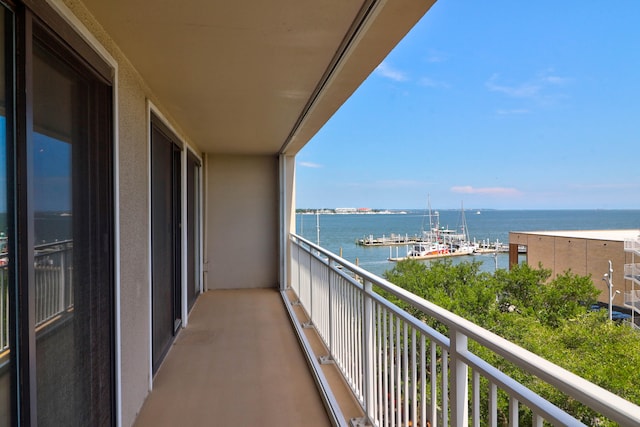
[134,288,362,427]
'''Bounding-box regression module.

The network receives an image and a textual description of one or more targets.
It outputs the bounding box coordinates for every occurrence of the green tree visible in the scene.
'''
[381,258,639,425]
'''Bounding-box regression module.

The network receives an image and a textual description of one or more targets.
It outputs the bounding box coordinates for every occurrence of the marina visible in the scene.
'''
[387,240,510,262]
[356,233,427,246]
[359,200,512,261]
[297,209,640,277]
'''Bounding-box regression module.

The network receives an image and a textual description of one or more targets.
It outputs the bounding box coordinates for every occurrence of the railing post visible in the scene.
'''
[362,280,375,422]
[296,239,302,298]
[59,249,66,314]
[296,238,301,294]
[451,329,469,427]
[308,248,313,324]
[328,259,333,354]
[1,269,6,351]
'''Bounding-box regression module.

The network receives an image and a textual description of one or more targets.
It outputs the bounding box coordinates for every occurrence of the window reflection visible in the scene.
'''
[0,6,10,426]
[32,40,85,426]
[0,4,113,424]
[32,132,74,330]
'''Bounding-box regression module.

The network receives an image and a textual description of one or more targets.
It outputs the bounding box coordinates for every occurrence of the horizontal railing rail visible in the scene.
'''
[290,233,640,427]
[33,240,74,328]
[0,267,7,356]
[624,290,640,312]
[624,263,640,285]
[624,237,640,255]
[1,240,74,354]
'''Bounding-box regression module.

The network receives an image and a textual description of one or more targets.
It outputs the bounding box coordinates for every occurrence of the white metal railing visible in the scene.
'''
[624,290,640,312]
[0,266,8,354]
[624,263,640,286]
[624,237,640,254]
[0,240,74,354]
[290,233,640,427]
[33,240,74,328]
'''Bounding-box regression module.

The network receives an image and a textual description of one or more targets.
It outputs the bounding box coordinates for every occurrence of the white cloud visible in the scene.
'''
[299,161,323,168]
[376,180,425,189]
[419,77,450,89]
[496,108,530,115]
[345,180,426,189]
[426,49,448,63]
[375,62,409,82]
[485,70,570,100]
[543,75,569,85]
[485,74,541,98]
[451,186,522,196]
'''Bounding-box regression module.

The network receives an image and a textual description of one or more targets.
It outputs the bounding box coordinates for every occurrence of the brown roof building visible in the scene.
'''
[509,230,640,309]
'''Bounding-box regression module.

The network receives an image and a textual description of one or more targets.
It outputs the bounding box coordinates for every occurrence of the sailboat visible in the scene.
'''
[398,200,477,260]
[407,196,450,257]
[448,202,478,254]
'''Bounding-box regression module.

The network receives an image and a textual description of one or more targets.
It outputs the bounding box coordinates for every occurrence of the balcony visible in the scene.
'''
[624,237,640,255]
[624,290,640,313]
[1,240,75,356]
[288,234,640,426]
[625,263,640,286]
[131,234,640,426]
[132,288,357,426]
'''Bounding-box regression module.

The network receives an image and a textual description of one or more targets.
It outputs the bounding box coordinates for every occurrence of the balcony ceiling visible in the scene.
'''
[81,0,435,155]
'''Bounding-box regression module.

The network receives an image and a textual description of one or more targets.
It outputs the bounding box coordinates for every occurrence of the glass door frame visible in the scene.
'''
[8,1,115,425]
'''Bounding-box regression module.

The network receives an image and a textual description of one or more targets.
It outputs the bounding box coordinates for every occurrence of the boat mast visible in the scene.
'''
[426,194,435,241]
[460,201,470,241]
[428,195,433,238]
[420,195,429,236]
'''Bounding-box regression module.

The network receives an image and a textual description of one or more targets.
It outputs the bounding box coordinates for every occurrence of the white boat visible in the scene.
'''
[386,198,481,261]
[438,202,478,254]
[451,240,477,255]
[407,241,450,257]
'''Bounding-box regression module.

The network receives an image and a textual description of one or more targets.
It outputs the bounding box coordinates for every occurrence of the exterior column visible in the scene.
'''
[509,243,521,269]
[279,154,296,291]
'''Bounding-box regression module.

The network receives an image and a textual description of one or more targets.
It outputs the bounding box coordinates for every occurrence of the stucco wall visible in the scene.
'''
[205,155,279,290]
[114,61,153,427]
[58,1,201,425]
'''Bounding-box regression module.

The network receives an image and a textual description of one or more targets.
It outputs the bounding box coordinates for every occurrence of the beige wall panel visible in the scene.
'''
[553,237,587,277]
[526,235,555,272]
[115,66,154,427]
[512,230,633,305]
[509,233,530,246]
[284,155,296,289]
[206,155,279,289]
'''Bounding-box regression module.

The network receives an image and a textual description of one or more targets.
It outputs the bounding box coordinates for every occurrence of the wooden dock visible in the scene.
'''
[387,246,509,262]
[356,234,428,247]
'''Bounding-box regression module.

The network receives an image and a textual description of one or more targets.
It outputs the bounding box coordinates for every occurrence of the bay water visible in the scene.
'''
[296,210,640,277]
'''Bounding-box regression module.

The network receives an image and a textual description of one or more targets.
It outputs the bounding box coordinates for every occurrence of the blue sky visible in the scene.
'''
[295,1,640,210]
[0,118,71,213]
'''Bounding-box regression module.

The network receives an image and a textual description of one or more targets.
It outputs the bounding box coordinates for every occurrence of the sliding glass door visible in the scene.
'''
[0,2,114,424]
[151,117,182,373]
[186,150,201,311]
[31,32,113,426]
[0,5,12,426]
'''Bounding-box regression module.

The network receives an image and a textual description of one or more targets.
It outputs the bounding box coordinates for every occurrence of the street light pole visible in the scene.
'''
[603,260,614,321]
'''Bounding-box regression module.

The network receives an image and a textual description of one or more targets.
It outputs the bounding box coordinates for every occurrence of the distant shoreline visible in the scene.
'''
[296,208,639,213]
[297,210,406,215]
